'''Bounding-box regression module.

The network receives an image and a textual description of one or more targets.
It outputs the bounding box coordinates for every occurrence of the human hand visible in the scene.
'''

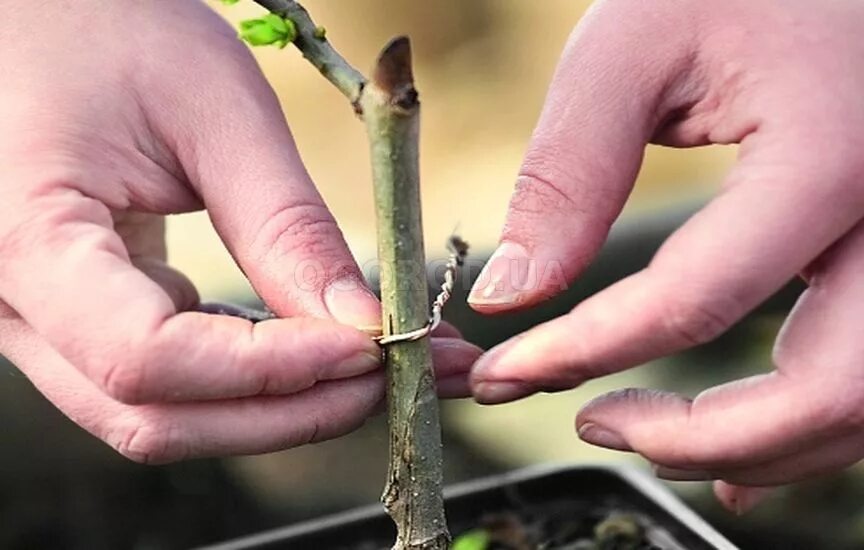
[0,0,480,463]
[466,0,864,511]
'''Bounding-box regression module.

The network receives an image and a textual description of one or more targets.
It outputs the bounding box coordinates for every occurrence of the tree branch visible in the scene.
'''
[245,2,449,547]
[361,37,449,550]
[251,0,366,108]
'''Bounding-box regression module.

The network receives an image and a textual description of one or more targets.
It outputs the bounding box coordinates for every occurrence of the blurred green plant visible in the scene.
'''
[451,529,490,550]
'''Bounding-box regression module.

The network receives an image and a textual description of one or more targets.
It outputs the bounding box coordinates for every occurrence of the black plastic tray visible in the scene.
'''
[201,464,737,549]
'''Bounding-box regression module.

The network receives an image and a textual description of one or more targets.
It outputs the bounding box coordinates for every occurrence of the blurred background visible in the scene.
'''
[2,1,862,548]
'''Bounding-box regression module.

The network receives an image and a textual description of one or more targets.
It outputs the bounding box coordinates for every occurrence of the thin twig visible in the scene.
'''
[251,0,367,108]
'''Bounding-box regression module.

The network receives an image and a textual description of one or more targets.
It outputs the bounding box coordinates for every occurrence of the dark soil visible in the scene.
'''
[345,497,684,550]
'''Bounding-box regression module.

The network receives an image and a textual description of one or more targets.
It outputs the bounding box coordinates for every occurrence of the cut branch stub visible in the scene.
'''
[372,37,419,112]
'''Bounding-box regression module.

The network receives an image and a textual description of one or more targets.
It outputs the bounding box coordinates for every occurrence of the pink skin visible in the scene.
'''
[468,0,864,512]
[0,1,481,463]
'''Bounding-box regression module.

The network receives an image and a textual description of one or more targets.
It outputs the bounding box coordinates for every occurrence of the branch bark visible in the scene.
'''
[249,2,449,548]
[361,38,449,550]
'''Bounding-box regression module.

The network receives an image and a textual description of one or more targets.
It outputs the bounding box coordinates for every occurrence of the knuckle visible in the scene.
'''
[676,442,723,470]
[510,171,578,218]
[93,337,158,405]
[0,300,18,320]
[514,152,620,227]
[0,216,31,270]
[101,358,148,405]
[252,200,345,279]
[110,415,187,465]
[300,418,322,446]
[661,294,736,346]
[256,360,316,396]
[243,320,326,396]
[0,185,116,281]
[811,379,864,434]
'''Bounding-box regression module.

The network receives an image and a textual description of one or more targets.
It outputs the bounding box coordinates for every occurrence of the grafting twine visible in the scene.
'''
[374,235,469,346]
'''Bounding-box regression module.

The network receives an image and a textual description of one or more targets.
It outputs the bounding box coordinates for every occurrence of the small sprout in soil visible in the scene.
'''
[594,514,644,550]
[451,529,490,550]
[448,507,660,550]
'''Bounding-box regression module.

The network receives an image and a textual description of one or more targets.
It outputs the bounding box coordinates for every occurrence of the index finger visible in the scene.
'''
[0,187,381,404]
[470,130,864,403]
[468,0,700,311]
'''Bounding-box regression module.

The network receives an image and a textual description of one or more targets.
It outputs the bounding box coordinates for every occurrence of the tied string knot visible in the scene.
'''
[374,235,469,346]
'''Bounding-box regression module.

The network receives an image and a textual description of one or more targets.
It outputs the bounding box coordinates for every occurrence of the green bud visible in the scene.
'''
[451,530,489,550]
[313,25,327,40]
[220,0,240,5]
[239,14,297,48]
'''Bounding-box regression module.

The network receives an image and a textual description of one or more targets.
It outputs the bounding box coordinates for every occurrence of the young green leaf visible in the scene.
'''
[220,0,241,5]
[238,14,298,48]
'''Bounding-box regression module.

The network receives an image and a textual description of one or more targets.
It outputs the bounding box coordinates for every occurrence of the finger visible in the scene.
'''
[116,213,200,312]
[430,337,483,399]
[430,337,482,379]
[573,376,833,470]
[141,18,379,328]
[133,257,199,312]
[471,135,864,402]
[657,433,863,487]
[1,324,384,463]
[574,380,805,468]
[432,321,463,339]
[0,190,381,404]
[435,375,470,399]
[468,1,701,312]
[713,483,774,515]
[572,220,864,469]
[707,227,864,483]
[573,370,860,472]
[3,321,479,460]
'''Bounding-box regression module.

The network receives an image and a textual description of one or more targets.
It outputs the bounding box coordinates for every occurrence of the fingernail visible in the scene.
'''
[473,381,534,405]
[468,242,532,307]
[577,422,632,451]
[333,351,381,378]
[323,277,382,329]
[654,465,714,482]
[733,487,772,515]
[469,341,510,382]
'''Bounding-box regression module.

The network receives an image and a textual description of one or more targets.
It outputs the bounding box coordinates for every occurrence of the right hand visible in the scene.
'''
[467,0,864,512]
[0,0,481,463]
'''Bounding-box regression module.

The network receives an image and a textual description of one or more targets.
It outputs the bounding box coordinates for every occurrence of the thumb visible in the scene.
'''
[152,32,380,329]
[468,1,698,312]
